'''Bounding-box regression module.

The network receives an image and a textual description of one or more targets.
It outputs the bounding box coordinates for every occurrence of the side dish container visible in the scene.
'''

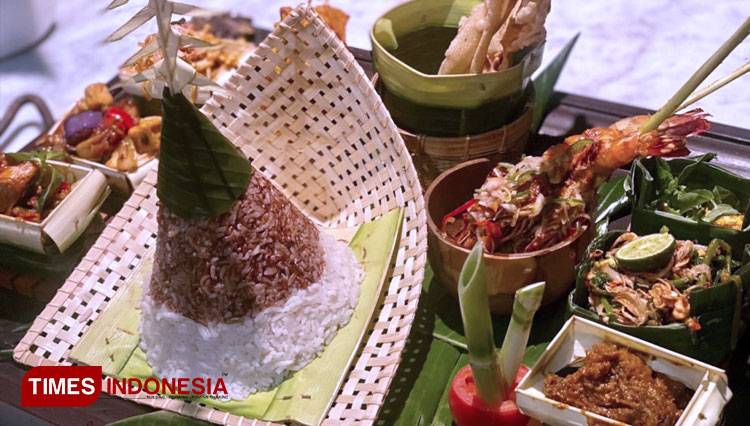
[426,158,593,314]
[0,161,109,254]
[43,115,157,193]
[630,156,749,259]
[516,316,732,426]
[568,230,744,366]
[68,155,155,194]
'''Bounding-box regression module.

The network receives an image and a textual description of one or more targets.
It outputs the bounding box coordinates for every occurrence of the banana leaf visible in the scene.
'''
[70,209,403,426]
[532,33,579,133]
[158,90,252,219]
[630,156,750,259]
[594,175,631,236]
[107,411,210,426]
[568,230,744,365]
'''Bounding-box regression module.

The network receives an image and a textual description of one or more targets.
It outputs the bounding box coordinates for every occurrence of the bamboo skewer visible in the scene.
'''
[678,61,750,111]
[639,17,750,133]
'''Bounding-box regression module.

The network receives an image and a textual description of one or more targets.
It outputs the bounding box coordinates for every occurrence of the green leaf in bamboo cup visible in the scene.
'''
[615,233,676,272]
[451,243,545,426]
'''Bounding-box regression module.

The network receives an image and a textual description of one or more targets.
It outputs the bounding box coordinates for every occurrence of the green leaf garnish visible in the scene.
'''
[37,167,63,214]
[157,90,252,219]
[7,150,66,214]
[702,204,740,224]
[6,150,64,163]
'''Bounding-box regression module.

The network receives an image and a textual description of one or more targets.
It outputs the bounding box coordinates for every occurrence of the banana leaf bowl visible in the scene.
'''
[630,155,750,260]
[568,230,747,366]
[370,0,543,137]
[425,158,593,314]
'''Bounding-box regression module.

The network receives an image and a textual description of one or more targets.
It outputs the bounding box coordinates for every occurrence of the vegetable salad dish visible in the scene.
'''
[648,156,745,230]
[585,231,739,331]
[39,83,162,172]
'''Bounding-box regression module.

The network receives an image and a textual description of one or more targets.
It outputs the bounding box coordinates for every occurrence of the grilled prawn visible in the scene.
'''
[441,109,710,253]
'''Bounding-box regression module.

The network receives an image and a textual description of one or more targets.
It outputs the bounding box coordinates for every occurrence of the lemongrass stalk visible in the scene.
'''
[457,243,503,404]
[497,281,545,397]
[679,61,750,111]
[639,17,750,133]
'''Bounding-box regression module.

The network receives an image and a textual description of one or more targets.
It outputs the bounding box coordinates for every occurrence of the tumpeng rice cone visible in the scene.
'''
[104,0,363,400]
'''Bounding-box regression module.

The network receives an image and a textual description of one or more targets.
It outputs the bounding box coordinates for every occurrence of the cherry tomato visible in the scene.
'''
[102,107,135,133]
[449,364,530,426]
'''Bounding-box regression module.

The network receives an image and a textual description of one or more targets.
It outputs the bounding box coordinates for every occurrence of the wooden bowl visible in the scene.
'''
[425,158,594,314]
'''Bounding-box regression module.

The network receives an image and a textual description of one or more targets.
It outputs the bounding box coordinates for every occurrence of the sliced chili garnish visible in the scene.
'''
[441,198,478,231]
[102,107,135,133]
[477,220,503,239]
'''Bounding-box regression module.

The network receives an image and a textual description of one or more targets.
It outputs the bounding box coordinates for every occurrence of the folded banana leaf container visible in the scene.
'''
[568,231,745,366]
[0,162,109,254]
[630,156,750,260]
[371,0,543,136]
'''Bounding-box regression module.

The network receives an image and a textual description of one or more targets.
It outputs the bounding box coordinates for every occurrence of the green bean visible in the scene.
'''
[671,278,690,289]
[703,239,732,271]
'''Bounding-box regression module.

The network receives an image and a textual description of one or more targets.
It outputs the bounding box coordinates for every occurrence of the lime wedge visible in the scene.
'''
[615,233,676,272]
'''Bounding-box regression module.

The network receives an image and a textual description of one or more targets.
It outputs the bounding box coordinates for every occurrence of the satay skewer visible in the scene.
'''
[639,17,750,133]
[678,61,750,111]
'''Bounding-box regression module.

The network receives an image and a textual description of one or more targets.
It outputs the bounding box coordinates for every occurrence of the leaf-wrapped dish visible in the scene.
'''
[370,0,545,136]
[630,155,749,259]
[569,230,745,365]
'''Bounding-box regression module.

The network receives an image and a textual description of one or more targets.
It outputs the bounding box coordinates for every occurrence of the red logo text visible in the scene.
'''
[106,377,228,396]
[22,366,102,407]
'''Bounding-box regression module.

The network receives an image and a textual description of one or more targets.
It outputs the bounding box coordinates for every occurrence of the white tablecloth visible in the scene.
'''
[1,0,748,152]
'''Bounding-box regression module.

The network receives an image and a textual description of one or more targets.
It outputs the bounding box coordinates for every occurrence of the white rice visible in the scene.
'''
[139,232,363,400]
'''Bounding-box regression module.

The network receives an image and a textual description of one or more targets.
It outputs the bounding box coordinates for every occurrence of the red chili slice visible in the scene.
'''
[102,107,135,133]
[441,198,478,231]
[475,220,503,239]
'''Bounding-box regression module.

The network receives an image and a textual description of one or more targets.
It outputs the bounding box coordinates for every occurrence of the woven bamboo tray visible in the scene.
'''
[13,5,427,425]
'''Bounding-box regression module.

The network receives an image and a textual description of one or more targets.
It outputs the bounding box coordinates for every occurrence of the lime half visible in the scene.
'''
[615,233,676,272]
